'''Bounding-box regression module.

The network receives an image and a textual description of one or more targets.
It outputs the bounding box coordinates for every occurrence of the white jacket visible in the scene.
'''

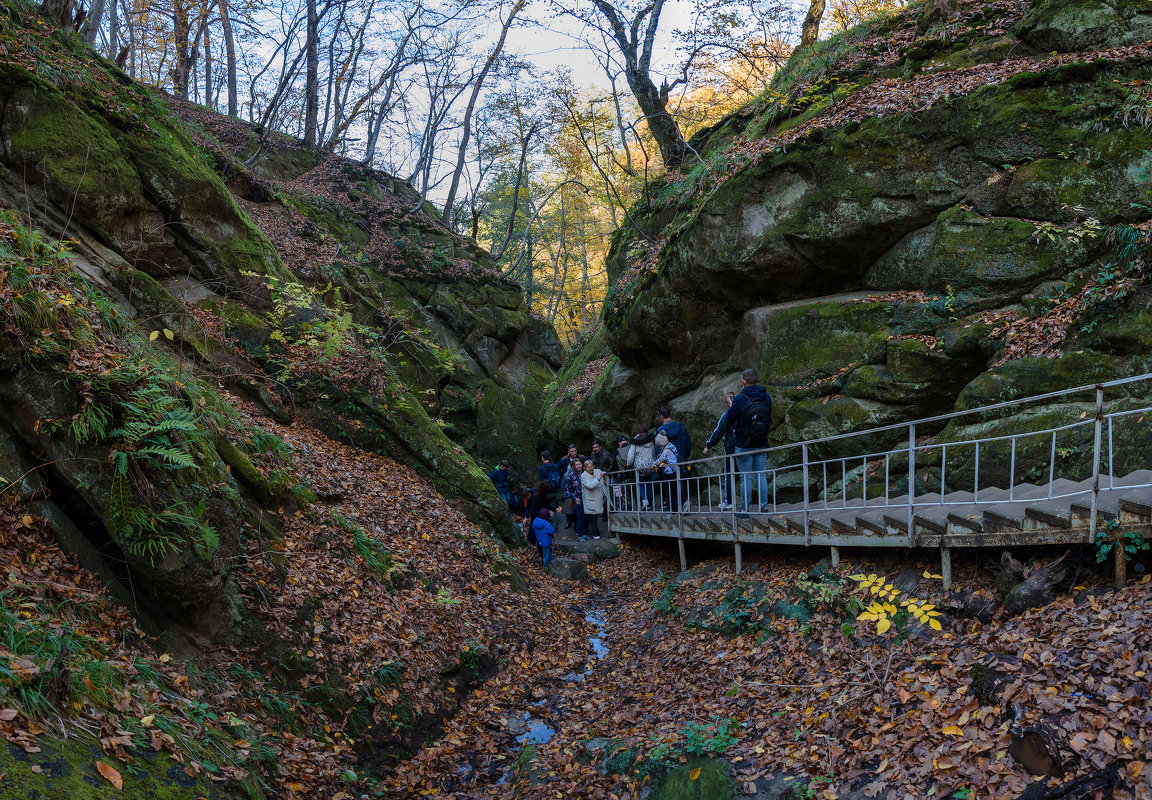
[581,469,607,515]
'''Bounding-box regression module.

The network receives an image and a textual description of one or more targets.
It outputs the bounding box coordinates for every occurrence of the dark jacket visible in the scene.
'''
[488,466,509,490]
[538,462,562,489]
[591,449,615,474]
[705,411,737,453]
[526,488,554,520]
[718,384,772,449]
[656,419,692,461]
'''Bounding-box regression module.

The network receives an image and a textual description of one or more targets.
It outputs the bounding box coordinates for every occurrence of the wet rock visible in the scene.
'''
[547,558,590,582]
[747,773,807,798]
[640,624,669,643]
[1072,587,1111,606]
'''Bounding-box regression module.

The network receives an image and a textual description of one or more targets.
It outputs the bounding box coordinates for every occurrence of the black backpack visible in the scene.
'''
[739,396,772,446]
[544,463,561,490]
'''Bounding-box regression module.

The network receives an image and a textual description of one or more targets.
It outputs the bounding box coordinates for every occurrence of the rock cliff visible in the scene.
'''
[542,0,1152,465]
[0,0,556,633]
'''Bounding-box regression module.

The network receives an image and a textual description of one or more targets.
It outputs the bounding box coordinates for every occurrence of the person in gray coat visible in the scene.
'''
[580,459,607,540]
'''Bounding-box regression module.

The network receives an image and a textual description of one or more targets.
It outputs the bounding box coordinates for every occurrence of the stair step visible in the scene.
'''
[1024,502,1072,529]
[946,511,984,533]
[856,513,888,536]
[1070,499,1119,521]
[1121,495,1152,517]
[984,506,1026,531]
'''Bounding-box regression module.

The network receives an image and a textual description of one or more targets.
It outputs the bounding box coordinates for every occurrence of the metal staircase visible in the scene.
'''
[606,375,1152,588]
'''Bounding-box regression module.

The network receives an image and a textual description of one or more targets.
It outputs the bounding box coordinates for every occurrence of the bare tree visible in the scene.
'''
[217,0,238,115]
[440,0,526,225]
[588,0,688,168]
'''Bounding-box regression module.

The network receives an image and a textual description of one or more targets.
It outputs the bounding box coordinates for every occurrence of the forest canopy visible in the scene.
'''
[47,0,903,342]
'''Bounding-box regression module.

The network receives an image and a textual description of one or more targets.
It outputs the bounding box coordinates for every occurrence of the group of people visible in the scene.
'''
[486,369,774,567]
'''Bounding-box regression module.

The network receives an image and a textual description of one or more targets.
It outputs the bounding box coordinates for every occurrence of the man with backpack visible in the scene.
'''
[538,450,562,493]
[703,369,772,513]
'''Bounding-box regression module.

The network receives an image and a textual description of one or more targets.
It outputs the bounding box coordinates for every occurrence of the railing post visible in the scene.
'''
[1089,385,1104,545]
[906,423,916,547]
[729,454,742,574]
[802,443,810,547]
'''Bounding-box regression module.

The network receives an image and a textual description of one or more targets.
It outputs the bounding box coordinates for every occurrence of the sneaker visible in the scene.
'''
[717,502,733,511]
[641,502,650,511]
[593,535,601,540]
[681,501,691,512]
[760,504,771,513]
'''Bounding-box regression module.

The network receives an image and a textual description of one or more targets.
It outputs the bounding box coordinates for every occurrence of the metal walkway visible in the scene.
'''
[606,374,1152,588]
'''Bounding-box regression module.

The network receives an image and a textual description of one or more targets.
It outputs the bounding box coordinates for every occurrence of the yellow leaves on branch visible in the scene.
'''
[850,574,943,634]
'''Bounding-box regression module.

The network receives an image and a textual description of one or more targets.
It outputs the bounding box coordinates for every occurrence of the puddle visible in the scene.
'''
[516,717,556,746]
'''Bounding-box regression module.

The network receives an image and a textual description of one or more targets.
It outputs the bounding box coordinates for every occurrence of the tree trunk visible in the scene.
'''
[83,0,105,43]
[303,0,320,147]
[218,0,237,116]
[800,0,826,49]
[203,21,213,111]
[172,0,191,99]
[40,0,76,29]
[592,0,689,169]
[107,0,118,58]
[441,0,526,225]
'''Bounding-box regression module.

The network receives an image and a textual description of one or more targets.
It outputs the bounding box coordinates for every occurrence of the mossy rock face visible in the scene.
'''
[0,737,240,800]
[579,49,1152,460]
[780,394,910,456]
[0,367,243,629]
[737,298,893,389]
[652,758,735,800]
[0,76,284,291]
[925,208,1103,296]
[1014,0,1152,52]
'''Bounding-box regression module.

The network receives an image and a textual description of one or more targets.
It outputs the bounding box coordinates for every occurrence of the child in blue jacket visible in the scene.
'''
[531,509,556,567]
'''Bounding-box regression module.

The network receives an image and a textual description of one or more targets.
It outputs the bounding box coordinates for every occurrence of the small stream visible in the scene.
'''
[448,603,612,790]
[496,604,610,785]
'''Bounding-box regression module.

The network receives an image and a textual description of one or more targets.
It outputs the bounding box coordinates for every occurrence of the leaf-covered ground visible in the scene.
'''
[5,386,1151,799]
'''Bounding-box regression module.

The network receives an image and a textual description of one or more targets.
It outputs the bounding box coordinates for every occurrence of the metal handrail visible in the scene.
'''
[667,371,1152,471]
[607,373,1152,529]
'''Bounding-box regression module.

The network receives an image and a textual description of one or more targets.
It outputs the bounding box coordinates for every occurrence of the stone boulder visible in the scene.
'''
[554,538,622,563]
[547,558,590,582]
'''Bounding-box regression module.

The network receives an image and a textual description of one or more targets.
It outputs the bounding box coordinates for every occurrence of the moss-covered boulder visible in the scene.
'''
[1014,0,1152,52]
[546,4,1152,463]
[652,758,735,800]
[0,22,285,292]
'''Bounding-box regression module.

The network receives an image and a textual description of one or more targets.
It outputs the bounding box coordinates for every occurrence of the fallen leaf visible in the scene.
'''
[96,760,122,788]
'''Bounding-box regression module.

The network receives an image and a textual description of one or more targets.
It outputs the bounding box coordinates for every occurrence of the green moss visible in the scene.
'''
[758,301,893,389]
[652,758,735,800]
[0,735,241,800]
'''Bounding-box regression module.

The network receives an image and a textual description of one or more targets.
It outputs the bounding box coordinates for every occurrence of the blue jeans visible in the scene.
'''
[735,447,768,511]
[541,545,553,566]
[723,452,738,505]
[574,502,587,537]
